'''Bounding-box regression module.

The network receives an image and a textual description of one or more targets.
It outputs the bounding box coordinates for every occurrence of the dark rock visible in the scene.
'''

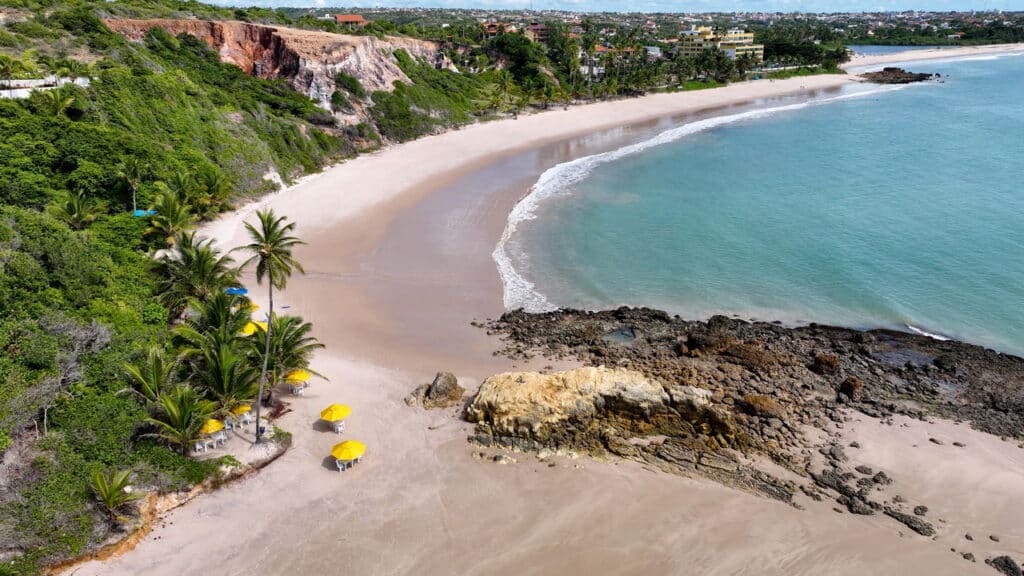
[953,441,966,448]
[913,505,928,516]
[854,465,874,475]
[963,552,976,562]
[410,371,465,409]
[966,533,974,541]
[812,352,840,375]
[990,535,1001,542]
[884,507,935,536]
[986,556,1022,576]
[839,376,864,400]
[849,441,861,448]
[861,67,937,84]
[929,437,944,445]
[872,471,893,485]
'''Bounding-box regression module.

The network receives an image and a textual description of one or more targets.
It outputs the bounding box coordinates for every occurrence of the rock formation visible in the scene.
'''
[406,371,465,409]
[860,67,937,84]
[103,19,452,111]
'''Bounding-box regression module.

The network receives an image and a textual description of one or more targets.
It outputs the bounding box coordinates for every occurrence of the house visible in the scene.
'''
[335,14,368,28]
[482,21,513,39]
[524,23,549,43]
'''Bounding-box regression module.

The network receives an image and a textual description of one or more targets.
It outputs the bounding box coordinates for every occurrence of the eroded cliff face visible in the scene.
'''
[104,19,451,111]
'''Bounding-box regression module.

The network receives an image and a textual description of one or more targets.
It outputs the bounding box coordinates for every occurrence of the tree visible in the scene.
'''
[198,341,258,415]
[252,315,324,389]
[236,210,305,442]
[153,232,238,318]
[146,189,196,246]
[48,190,102,230]
[123,347,175,404]
[144,385,214,455]
[118,157,146,213]
[90,468,143,523]
[0,54,21,89]
[35,86,76,117]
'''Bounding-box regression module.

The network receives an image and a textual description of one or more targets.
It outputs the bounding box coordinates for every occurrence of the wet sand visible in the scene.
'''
[73,44,1024,576]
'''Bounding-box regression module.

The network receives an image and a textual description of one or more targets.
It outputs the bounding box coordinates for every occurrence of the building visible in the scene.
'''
[524,23,549,43]
[481,21,514,39]
[676,26,764,61]
[335,14,368,28]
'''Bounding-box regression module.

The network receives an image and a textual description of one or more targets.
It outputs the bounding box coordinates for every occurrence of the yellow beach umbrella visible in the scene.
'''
[240,321,268,336]
[285,369,311,383]
[200,419,224,435]
[231,405,251,416]
[330,440,366,461]
[320,404,352,422]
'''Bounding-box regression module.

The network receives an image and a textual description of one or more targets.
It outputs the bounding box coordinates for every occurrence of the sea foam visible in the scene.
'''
[493,85,906,312]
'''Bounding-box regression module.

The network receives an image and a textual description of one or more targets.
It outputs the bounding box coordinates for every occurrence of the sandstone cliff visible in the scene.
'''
[104,19,451,112]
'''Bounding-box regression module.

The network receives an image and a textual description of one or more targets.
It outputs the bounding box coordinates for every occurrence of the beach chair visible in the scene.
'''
[332,421,346,434]
[194,441,205,454]
[335,459,348,472]
[240,412,254,425]
[204,438,217,451]
[214,431,227,447]
[290,384,305,396]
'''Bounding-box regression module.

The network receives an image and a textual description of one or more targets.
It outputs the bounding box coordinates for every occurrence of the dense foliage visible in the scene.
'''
[0,3,336,573]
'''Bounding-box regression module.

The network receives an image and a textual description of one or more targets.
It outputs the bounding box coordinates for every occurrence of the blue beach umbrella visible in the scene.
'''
[224,287,249,296]
[132,209,157,217]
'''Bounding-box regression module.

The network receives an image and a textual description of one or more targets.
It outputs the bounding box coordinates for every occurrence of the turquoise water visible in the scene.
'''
[847,45,949,55]
[499,53,1024,354]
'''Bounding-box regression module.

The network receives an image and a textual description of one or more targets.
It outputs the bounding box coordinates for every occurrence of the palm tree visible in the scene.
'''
[0,54,21,90]
[36,87,76,118]
[144,385,214,455]
[146,189,196,246]
[199,342,258,415]
[49,190,102,230]
[119,157,146,213]
[235,210,305,442]
[196,169,232,220]
[153,232,238,317]
[90,468,143,523]
[175,290,249,339]
[252,315,324,390]
[123,347,175,404]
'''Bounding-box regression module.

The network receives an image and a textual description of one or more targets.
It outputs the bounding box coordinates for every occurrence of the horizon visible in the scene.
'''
[202,0,1024,14]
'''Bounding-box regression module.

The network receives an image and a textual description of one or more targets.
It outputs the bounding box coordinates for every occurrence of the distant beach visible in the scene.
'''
[74,43,1024,576]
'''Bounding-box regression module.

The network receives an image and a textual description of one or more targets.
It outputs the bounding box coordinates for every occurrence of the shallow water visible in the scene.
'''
[501,54,1024,354]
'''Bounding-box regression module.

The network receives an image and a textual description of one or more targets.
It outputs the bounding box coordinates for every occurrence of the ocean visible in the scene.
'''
[496,51,1024,354]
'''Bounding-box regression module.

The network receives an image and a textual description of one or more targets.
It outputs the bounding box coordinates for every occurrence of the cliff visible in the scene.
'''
[103,19,452,112]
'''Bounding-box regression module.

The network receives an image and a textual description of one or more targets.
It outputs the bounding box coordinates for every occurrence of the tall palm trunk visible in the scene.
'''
[254,283,273,442]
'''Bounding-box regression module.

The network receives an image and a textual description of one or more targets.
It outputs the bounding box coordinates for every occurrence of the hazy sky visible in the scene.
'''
[206,0,1024,13]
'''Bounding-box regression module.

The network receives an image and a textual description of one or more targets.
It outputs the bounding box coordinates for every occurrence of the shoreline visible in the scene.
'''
[72,42,1024,576]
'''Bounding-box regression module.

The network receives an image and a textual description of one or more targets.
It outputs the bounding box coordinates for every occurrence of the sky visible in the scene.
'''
[204,0,1024,13]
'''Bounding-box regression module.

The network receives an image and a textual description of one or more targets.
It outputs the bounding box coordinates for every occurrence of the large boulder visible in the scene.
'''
[465,366,670,442]
[406,371,465,409]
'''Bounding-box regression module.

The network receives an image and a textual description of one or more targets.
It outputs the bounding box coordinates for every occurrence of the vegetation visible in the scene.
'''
[0,4,333,573]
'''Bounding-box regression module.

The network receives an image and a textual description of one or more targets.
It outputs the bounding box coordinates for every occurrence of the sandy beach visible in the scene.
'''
[74,44,1024,576]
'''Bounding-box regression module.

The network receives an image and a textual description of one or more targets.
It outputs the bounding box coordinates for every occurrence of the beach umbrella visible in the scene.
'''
[330,440,366,461]
[240,321,268,336]
[231,405,252,416]
[132,209,157,218]
[285,369,312,384]
[225,287,249,296]
[200,419,224,435]
[320,404,352,422]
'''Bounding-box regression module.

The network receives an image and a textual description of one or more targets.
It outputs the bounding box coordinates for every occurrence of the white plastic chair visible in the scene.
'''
[332,421,345,434]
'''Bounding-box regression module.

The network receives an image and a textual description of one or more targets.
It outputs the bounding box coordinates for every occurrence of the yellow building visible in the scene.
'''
[677,26,764,61]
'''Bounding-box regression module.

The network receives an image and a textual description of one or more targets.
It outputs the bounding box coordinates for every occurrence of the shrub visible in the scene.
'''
[334,72,366,99]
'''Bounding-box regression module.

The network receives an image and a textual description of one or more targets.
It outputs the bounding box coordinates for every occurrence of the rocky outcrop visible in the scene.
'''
[103,19,451,110]
[466,366,795,501]
[861,67,938,84]
[406,371,465,409]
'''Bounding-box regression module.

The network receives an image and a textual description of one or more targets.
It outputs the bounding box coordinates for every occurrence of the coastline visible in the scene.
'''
[73,43,1024,576]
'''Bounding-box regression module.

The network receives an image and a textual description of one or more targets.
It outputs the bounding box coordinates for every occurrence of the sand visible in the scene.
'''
[74,44,1024,576]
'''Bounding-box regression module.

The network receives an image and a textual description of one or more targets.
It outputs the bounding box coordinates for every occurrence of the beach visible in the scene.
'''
[74,44,1024,576]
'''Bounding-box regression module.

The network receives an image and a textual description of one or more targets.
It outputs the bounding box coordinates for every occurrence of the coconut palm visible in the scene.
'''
[235,210,305,442]
[123,347,175,404]
[144,385,214,455]
[36,87,76,118]
[49,189,102,230]
[252,315,324,390]
[153,232,238,318]
[198,342,258,415]
[0,54,22,89]
[196,169,232,220]
[146,189,196,246]
[119,157,146,213]
[90,468,143,523]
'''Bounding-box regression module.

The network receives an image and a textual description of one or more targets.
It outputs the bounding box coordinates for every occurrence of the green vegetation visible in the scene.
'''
[0,3,336,573]
[763,67,846,80]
